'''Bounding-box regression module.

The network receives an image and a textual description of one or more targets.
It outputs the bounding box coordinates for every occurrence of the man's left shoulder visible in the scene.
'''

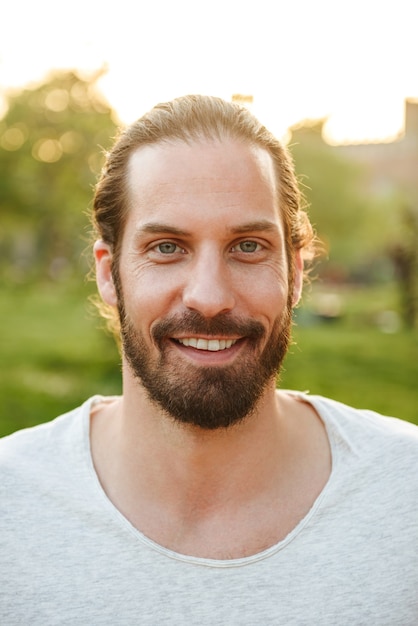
[311,393,416,430]
[306,393,418,460]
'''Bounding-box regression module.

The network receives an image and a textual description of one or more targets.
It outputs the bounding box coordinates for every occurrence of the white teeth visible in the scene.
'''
[177,338,237,351]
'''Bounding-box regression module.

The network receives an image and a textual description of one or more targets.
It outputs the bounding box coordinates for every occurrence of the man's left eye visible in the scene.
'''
[235,241,261,253]
[157,242,180,254]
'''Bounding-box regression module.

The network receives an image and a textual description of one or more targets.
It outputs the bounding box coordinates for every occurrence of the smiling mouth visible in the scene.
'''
[174,337,239,352]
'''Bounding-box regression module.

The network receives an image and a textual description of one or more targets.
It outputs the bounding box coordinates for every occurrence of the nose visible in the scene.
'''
[182,253,236,318]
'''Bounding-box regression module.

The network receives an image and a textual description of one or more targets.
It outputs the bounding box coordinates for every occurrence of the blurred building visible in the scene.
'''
[335,99,418,197]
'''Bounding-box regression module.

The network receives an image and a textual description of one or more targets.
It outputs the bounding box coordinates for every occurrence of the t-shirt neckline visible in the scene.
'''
[79,392,340,568]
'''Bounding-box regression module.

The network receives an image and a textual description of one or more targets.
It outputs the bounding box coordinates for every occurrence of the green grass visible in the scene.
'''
[0,279,416,437]
[281,325,417,422]
[281,283,417,423]
[0,279,121,437]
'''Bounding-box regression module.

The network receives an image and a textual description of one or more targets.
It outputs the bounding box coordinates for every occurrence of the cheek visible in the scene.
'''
[120,268,180,321]
[235,267,290,318]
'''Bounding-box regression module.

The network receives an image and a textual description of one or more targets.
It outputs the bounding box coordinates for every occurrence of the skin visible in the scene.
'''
[92,138,331,559]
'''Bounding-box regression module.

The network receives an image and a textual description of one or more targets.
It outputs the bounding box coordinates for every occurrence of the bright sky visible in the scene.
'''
[1,0,417,144]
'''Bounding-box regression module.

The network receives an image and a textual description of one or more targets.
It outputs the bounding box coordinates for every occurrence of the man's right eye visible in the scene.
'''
[157,242,179,254]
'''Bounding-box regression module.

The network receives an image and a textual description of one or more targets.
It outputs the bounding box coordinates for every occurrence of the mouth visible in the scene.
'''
[173,337,239,352]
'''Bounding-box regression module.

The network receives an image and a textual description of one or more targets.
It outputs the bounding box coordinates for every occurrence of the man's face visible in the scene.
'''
[97,138,302,429]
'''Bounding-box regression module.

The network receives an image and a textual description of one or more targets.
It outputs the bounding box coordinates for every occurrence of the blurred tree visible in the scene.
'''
[289,120,392,281]
[389,204,418,328]
[0,69,118,282]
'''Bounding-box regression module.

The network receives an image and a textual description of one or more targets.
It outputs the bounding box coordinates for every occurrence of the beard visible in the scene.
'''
[117,292,293,430]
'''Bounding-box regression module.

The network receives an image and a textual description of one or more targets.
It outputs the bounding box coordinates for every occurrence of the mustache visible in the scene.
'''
[152,311,265,343]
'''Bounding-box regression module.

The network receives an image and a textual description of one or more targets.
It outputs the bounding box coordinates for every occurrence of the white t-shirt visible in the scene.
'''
[1,393,417,625]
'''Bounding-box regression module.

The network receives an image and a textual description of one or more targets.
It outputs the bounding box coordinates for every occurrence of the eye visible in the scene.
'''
[233,240,262,253]
[157,242,182,254]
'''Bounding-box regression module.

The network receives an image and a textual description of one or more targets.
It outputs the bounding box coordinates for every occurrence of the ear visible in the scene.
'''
[94,240,118,307]
[291,249,304,307]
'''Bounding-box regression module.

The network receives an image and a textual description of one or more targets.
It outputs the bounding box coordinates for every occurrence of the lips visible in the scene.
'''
[152,311,265,352]
[175,337,238,351]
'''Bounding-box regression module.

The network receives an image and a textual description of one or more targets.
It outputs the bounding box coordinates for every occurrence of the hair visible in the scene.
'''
[92,94,317,335]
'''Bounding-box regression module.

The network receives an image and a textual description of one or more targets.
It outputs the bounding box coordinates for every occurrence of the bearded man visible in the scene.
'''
[1,95,417,625]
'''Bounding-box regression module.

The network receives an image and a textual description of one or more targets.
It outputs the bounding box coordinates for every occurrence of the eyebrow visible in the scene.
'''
[135,219,278,238]
[229,220,279,234]
[136,223,189,236]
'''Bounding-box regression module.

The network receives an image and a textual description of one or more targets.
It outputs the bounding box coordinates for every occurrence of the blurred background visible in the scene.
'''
[1,0,417,436]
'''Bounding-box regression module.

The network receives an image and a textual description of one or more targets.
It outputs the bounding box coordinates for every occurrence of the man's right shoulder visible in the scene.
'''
[0,401,89,485]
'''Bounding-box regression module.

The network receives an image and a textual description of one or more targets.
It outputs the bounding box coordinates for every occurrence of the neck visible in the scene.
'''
[92,373,289,503]
[90,376,331,559]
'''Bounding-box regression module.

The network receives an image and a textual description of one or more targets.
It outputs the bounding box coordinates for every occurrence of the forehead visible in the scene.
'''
[128,139,277,194]
[125,138,282,230]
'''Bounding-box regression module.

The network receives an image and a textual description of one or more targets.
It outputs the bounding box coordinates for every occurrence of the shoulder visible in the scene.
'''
[0,403,81,455]
[310,393,418,439]
[286,390,418,468]
[295,394,418,533]
[0,396,102,489]
[308,393,418,432]
[302,393,418,478]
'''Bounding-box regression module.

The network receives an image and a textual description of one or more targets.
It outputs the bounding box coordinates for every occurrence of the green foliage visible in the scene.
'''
[0,279,121,437]
[289,121,396,278]
[283,293,417,423]
[0,70,118,282]
[282,324,417,424]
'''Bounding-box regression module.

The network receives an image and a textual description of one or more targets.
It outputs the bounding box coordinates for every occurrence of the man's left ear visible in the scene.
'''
[292,250,304,307]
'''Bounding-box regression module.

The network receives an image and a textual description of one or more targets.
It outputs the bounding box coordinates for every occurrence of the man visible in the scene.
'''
[1,95,417,624]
